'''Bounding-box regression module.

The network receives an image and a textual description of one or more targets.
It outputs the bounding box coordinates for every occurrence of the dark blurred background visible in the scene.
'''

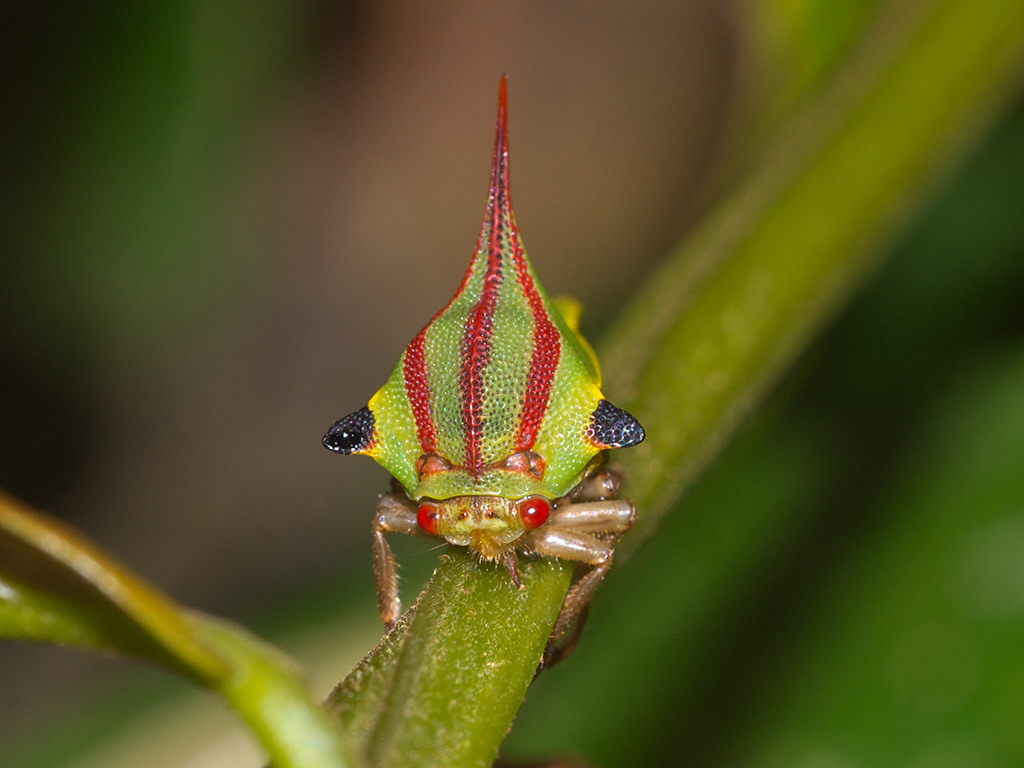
[0,0,734,750]
[4,1,1024,766]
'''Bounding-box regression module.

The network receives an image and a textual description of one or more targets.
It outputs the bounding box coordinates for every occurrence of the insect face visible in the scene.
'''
[415,494,550,561]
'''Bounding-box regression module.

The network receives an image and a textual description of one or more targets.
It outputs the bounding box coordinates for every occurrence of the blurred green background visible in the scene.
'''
[2,1,1023,766]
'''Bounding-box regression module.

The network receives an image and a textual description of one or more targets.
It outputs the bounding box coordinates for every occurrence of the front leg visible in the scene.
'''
[372,490,427,629]
[524,497,635,643]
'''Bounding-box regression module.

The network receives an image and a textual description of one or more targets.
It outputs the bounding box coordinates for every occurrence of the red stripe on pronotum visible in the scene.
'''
[512,223,561,452]
[403,330,436,453]
[459,253,502,475]
[460,76,509,476]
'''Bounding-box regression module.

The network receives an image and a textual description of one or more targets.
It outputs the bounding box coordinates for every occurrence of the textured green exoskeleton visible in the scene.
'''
[324,77,644,642]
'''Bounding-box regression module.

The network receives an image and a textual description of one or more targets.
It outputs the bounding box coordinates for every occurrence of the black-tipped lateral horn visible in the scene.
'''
[588,399,645,449]
[323,406,376,454]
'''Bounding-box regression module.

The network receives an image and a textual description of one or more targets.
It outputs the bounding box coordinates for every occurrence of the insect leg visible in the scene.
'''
[372,491,424,629]
[565,464,622,503]
[527,501,634,632]
[548,498,635,533]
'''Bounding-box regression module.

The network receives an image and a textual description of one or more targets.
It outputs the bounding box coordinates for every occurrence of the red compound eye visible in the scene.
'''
[417,503,439,536]
[517,497,550,530]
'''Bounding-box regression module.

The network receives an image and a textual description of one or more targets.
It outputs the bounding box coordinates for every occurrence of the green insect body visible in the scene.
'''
[324,77,643,636]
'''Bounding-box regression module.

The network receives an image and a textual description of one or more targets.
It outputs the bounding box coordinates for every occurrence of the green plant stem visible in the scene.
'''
[186,614,354,768]
[0,491,226,680]
[331,0,1024,762]
[330,550,571,767]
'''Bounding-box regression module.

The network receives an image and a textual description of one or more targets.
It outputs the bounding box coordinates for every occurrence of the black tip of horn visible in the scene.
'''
[588,399,645,449]
[323,406,375,454]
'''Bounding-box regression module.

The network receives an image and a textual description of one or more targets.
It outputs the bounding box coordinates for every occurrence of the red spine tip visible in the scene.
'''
[495,75,509,168]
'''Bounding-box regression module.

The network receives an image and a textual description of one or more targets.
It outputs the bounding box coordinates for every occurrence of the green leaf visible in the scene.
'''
[0,492,226,678]
[0,492,354,768]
